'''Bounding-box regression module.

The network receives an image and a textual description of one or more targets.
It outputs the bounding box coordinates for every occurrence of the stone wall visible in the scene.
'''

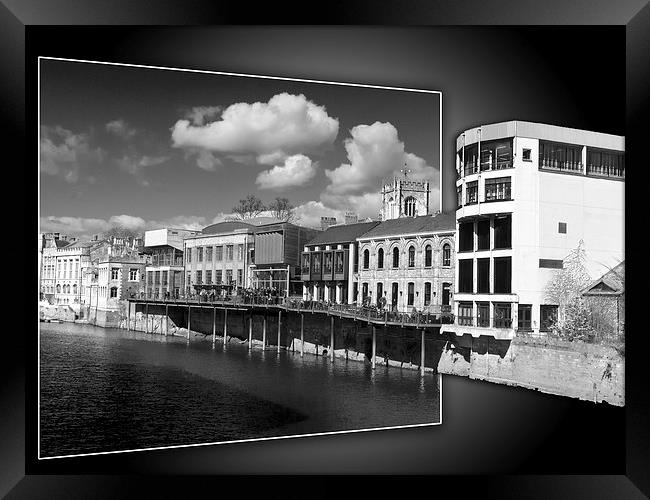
[437,334,624,406]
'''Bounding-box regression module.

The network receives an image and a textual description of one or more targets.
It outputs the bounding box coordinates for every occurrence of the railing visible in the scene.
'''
[130,293,452,326]
[586,164,624,179]
[539,158,583,174]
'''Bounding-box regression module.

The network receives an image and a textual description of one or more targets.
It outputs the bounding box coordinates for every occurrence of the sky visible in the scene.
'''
[39,58,441,239]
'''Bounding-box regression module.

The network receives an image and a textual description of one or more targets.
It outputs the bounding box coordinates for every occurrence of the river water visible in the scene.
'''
[39,322,441,458]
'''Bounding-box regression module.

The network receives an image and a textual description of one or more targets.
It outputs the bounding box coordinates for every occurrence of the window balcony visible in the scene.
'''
[458,315,473,326]
[586,164,625,179]
[539,158,583,174]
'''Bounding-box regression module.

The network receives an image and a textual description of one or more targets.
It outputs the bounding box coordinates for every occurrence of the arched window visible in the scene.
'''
[73,284,77,295]
[404,196,416,217]
[425,245,432,267]
[407,282,415,306]
[443,243,451,267]
[408,246,416,267]
[392,247,400,268]
[388,197,395,219]
[377,248,384,269]
[363,249,370,269]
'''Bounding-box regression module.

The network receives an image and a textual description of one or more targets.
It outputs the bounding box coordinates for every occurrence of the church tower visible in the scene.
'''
[380,168,431,221]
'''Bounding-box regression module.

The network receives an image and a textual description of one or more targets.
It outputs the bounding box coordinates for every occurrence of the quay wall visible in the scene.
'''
[437,334,624,406]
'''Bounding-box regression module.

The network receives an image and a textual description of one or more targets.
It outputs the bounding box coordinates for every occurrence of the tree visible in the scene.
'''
[231,194,266,220]
[103,224,141,241]
[544,240,595,341]
[268,197,296,222]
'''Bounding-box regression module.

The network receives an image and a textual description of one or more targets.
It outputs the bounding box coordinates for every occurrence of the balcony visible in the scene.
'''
[586,164,625,179]
[539,158,583,174]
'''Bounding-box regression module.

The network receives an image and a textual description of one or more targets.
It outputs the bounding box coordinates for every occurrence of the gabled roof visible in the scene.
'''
[54,239,71,248]
[582,261,625,296]
[358,212,456,240]
[305,221,381,246]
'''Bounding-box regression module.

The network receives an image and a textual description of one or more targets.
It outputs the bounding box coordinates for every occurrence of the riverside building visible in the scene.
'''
[446,120,624,339]
[301,220,380,304]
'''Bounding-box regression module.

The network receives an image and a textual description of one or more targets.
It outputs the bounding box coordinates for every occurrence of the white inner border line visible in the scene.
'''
[37,56,444,461]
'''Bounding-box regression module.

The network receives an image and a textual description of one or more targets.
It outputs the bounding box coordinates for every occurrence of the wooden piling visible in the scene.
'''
[262,315,266,350]
[223,308,228,347]
[248,315,252,350]
[330,315,335,363]
[372,325,377,370]
[127,302,131,331]
[420,329,426,376]
[300,313,304,357]
[187,305,191,340]
[165,304,169,336]
[212,307,216,344]
[145,303,148,334]
[277,310,282,354]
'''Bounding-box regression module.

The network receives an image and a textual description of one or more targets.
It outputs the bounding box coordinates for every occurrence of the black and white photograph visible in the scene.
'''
[38,58,445,458]
[4,4,650,497]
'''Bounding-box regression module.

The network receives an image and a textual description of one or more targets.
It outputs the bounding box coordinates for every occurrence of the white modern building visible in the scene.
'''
[446,120,624,339]
[143,228,201,298]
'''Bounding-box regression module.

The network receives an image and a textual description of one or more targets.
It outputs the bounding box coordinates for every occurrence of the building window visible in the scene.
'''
[404,196,416,217]
[477,219,490,250]
[147,271,153,286]
[424,245,432,267]
[493,257,512,294]
[129,269,138,281]
[215,246,223,261]
[477,258,490,293]
[392,247,400,268]
[466,181,478,204]
[424,282,432,306]
[335,251,345,274]
[558,222,567,234]
[494,303,512,328]
[186,249,192,263]
[111,268,119,280]
[539,259,563,269]
[463,144,478,175]
[458,302,473,326]
[363,249,370,269]
[458,259,473,293]
[205,270,212,284]
[540,305,558,332]
[477,302,490,327]
[186,272,191,287]
[215,270,222,284]
[197,247,203,262]
[237,269,243,286]
[162,270,168,285]
[459,222,474,252]
[301,253,310,274]
[586,148,624,178]
[72,284,78,295]
[481,138,513,171]
[377,248,384,269]
[485,177,511,202]
[312,253,322,274]
[407,282,415,306]
[206,246,213,261]
[362,282,369,301]
[493,215,511,249]
[408,246,415,268]
[238,244,244,260]
[323,252,333,274]
[376,282,383,304]
[442,244,451,267]
[225,269,233,285]
[522,148,532,162]
[226,245,234,260]
[518,304,532,331]
[196,271,202,284]
[457,186,463,208]
[110,287,118,298]
[539,140,583,173]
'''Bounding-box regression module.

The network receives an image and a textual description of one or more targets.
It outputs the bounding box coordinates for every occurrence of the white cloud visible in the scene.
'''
[171,92,339,166]
[321,121,440,214]
[196,150,222,171]
[184,106,223,126]
[293,201,345,229]
[256,154,317,190]
[106,119,137,140]
[40,125,104,183]
[117,154,170,175]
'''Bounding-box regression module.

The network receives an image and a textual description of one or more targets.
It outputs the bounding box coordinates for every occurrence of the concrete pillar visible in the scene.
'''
[223,308,228,347]
[335,284,342,304]
[187,305,191,340]
[420,329,426,376]
[300,313,304,357]
[330,315,335,363]
[212,307,216,344]
[262,315,266,350]
[347,242,355,304]
[248,315,253,350]
[277,310,282,353]
[372,325,377,370]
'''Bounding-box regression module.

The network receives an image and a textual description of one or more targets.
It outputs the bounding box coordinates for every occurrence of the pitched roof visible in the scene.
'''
[201,220,256,235]
[54,239,71,248]
[305,221,381,246]
[358,212,456,239]
[582,261,625,295]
